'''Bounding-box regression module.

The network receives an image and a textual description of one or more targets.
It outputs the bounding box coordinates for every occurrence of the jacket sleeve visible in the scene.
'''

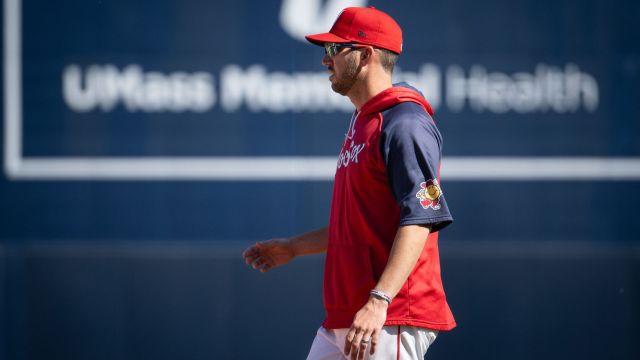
[380,102,453,232]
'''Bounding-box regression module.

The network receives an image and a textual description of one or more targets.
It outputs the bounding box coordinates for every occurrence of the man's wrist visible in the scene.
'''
[368,295,390,309]
[369,289,392,305]
[284,238,299,257]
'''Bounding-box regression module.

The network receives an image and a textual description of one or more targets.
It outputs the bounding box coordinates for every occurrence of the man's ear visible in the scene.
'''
[361,47,372,60]
[360,47,374,65]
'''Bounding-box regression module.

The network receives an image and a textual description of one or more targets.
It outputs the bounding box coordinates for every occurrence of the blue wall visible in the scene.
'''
[2,0,639,359]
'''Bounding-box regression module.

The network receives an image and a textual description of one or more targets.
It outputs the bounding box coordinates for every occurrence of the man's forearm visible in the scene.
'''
[288,227,329,257]
[374,224,430,299]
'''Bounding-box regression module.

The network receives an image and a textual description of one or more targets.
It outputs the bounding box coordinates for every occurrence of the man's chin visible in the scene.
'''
[331,86,346,96]
[331,82,350,96]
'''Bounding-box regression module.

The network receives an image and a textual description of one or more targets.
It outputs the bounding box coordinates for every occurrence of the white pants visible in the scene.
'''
[306,326,438,360]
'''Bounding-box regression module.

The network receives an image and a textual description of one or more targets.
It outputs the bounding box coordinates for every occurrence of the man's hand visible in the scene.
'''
[344,296,388,360]
[242,239,295,273]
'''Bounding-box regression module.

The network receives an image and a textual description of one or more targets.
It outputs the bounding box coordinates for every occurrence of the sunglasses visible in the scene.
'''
[324,43,367,57]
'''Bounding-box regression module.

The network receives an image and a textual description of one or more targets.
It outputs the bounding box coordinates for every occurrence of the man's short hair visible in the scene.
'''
[376,48,399,74]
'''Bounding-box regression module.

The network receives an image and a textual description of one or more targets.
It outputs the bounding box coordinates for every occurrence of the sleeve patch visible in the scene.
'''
[415,179,442,210]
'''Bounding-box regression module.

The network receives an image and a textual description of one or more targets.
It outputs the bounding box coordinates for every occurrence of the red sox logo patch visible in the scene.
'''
[416,179,442,210]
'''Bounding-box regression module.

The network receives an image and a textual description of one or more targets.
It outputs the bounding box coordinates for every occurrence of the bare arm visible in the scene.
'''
[373,224,429,298]
[288,227,329,256]
[345,224,430,359]
[242,227,328,272]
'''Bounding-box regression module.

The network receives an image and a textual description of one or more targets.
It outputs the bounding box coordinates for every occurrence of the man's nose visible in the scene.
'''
[322,54,331,66]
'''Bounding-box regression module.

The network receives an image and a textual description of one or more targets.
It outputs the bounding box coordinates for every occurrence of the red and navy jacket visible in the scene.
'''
[323,83,456,331]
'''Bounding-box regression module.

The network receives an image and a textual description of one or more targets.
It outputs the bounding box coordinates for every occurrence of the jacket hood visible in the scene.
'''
[359,82,434,117]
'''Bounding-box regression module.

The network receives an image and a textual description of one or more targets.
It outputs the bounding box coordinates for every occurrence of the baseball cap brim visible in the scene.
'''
[305,32,351,47]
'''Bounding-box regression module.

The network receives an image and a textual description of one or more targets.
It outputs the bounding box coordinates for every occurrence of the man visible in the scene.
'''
[242,7,455,360]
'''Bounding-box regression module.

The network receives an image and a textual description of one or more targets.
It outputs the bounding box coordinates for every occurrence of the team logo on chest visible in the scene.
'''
[416,179,443,210]
[337,141,366,169]
[337,112,366,169]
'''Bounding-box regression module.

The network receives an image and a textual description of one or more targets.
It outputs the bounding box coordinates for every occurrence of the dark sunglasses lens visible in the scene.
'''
[325,44,345,57]
[325,44,335,57]
[324,43,355,57]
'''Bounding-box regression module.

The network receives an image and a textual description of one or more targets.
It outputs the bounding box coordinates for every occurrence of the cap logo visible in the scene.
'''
[358,30,367,38]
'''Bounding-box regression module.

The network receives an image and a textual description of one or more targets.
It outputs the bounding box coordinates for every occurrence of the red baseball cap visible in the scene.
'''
[305,7,403,54]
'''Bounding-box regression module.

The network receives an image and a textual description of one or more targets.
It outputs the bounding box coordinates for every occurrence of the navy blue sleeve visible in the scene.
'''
[380,102,453,232]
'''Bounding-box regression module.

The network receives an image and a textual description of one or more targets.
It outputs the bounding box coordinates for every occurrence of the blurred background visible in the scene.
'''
[1,0,639,359]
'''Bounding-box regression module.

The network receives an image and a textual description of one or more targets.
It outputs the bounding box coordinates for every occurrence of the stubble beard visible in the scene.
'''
[331,55,360,96]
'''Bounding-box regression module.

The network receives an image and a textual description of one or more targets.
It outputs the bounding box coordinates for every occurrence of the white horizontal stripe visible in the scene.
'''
[11,157,335,180]
[441,157,640,180]
[4,156,640,180]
